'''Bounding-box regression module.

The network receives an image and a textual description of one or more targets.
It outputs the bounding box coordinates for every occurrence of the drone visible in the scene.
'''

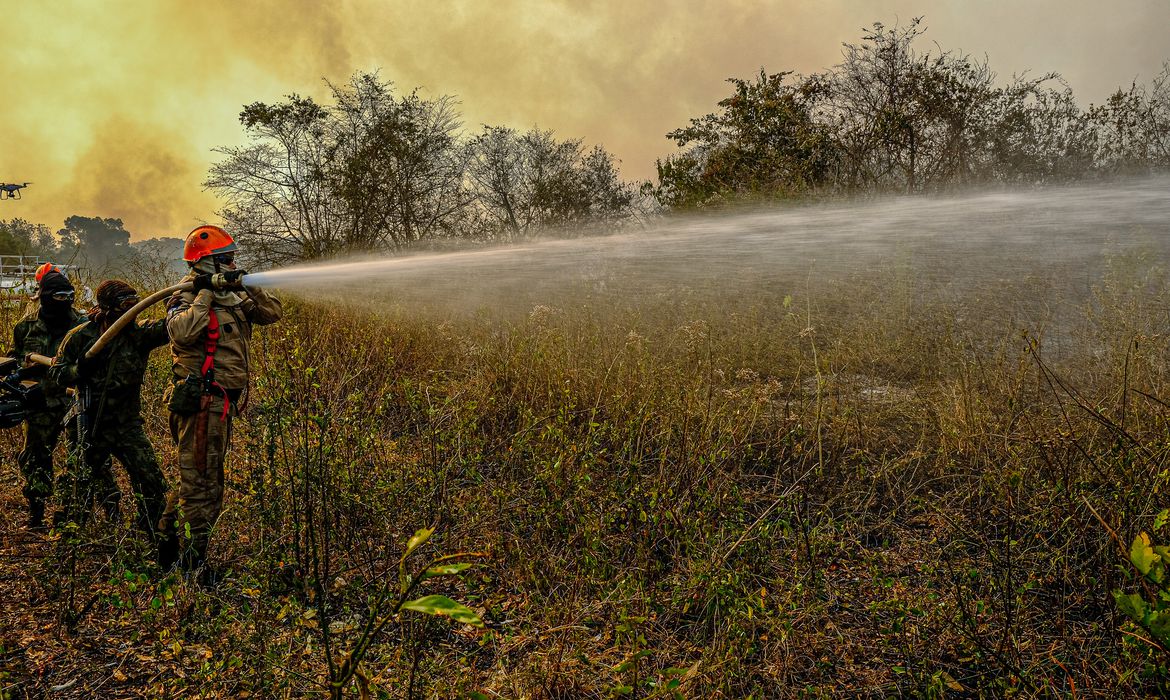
[0,183,31,200]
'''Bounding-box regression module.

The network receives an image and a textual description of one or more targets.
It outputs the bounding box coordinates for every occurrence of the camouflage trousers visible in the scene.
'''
[59,416,167,535]
[159,395,234,561]
[18,408,69,504]
[20,407,114,507]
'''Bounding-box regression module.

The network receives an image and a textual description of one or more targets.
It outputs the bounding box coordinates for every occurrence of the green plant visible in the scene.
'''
[1115,519,1170,647]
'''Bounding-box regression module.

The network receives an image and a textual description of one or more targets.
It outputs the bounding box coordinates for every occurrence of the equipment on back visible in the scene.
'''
[0,357,33,429]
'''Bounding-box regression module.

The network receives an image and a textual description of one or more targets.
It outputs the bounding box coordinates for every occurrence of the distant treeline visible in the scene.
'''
[0,216,184,285]
[653,18,1170,207]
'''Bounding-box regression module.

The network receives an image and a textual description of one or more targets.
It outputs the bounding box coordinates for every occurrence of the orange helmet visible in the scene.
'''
[183,225,238,263]
[34,262,62,283]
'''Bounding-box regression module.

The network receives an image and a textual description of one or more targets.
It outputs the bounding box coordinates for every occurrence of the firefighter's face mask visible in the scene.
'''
[193,252,237,274]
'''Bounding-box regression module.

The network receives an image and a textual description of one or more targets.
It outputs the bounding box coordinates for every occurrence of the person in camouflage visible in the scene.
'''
[8,265,100,529]
[157,225,281,578]
[49,280,169,537]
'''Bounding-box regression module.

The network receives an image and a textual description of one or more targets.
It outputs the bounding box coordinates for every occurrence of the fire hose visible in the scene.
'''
[84,272,249,359]
[17,273,250,368]
[83,281,192,359]
[5,274,249,428]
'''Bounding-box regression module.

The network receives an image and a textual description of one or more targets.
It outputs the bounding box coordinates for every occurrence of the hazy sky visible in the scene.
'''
[2,1,1168,240]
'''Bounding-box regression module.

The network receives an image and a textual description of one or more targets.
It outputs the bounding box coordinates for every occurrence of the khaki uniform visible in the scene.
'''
[158,276,281,562]
[10,308,115,511]
[49,318,170,532]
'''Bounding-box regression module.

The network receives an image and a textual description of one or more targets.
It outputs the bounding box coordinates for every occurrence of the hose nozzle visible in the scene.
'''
[207,270,249,290]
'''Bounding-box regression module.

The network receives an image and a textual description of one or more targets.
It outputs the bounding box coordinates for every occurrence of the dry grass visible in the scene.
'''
[2,248,1170,698]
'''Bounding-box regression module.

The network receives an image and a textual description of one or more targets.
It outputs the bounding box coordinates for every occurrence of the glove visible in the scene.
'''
[192,274,214,292]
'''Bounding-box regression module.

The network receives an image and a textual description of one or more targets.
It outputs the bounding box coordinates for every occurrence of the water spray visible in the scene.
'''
[70,176,1170,357]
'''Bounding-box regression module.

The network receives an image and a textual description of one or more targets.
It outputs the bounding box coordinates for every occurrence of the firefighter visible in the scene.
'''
[49,280,169,536]
[9,264,94,529]
[157,225,282,579]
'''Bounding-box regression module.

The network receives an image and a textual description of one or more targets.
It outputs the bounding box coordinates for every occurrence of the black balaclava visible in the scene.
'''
[37,270,76,333]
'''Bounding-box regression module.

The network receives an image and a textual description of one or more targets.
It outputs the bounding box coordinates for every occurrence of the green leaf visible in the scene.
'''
[1148,610,1170,642]
[401,594,483,627]
[400,527,436,593]
[404,528,434,559]
[1155,509,1169,532]
[1130,533,1160,576]
[1115,591,1148,622]
[938,671,964,691]
[423,563,473,579]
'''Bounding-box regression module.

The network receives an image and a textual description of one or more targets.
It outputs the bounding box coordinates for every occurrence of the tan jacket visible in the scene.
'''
[166,275,282,390]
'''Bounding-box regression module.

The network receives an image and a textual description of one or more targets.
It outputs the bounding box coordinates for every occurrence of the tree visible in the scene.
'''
[209,71,643,264]
[55,215,134,272]
[467,126,639,239]
[982,75,1095,185]
[652,70,835,207]
[653,17,1170,206]
[329,74,470,250]
[208,73,471,265]
[1088,64,1170,175]
[207,94,342,266]
[824,18,1002,193]
[0,219,55,258]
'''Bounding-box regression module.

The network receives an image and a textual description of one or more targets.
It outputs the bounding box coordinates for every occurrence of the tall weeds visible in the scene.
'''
[4,247,1170,697]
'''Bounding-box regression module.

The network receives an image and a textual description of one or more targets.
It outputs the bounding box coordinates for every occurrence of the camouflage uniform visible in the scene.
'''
[158,275,281,566]
[10,307,116,515]
[49,318,170,533]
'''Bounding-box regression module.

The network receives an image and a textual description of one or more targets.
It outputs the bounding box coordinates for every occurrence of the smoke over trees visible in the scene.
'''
[654,18,1170,206]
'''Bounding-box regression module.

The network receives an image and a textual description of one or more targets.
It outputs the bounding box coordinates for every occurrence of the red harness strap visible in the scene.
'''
[201,310,219,376]
[200,310,230,420]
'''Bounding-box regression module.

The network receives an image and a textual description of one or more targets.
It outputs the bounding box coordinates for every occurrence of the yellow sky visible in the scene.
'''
[2,1,1168,239]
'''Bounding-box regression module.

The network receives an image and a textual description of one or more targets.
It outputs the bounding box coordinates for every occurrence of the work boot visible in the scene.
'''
[26,498,46,532]
[156,531,180,572]
[100,495,121,524]
[197,563,223,589]
[176,542,222,588]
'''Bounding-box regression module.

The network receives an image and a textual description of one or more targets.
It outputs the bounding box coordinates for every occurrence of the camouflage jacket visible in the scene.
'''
[49,317,169,422]
[167,273,282,390]
[11,307,87,411]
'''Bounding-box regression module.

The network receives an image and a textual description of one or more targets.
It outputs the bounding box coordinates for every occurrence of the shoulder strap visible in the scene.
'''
[200,309,219,380]
[199,310,231,421]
